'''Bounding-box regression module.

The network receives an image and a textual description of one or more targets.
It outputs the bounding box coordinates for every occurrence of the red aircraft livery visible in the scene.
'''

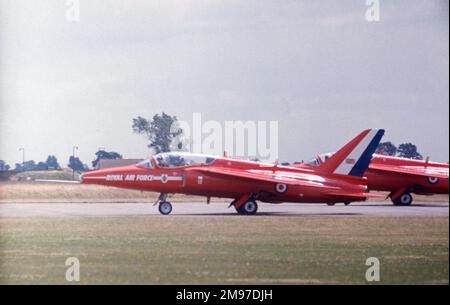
[81,129,385,215]
[298,152,449,206]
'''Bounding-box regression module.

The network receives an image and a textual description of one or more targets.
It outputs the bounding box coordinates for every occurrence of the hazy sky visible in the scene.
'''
[1,0,449,167]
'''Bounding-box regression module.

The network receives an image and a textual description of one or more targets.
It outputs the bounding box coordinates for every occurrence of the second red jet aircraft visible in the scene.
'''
[298,152,449,206]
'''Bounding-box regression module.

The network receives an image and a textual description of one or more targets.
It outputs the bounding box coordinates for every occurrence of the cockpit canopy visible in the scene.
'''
[136,159,153,168]
[137,153,217,168]
[154,152,216,168]
[306,152,335,166]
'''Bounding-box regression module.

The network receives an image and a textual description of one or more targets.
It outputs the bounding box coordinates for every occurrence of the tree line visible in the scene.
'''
[0,150,123,173]
[376,142,423,160]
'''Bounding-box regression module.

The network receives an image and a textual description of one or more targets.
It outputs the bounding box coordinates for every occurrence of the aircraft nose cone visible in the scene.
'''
[80,173,84,183]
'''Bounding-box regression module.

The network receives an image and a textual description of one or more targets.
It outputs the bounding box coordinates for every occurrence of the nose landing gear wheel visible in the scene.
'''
[236,200,258,215]
[392,193,413,206]
[158,201,173,215]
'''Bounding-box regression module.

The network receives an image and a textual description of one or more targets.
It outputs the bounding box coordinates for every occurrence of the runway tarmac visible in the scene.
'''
[0,201,448,218]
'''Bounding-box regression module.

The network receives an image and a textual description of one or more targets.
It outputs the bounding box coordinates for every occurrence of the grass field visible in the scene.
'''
[0,181,448,204]
[0,216,448,284]
[9,169,82,181]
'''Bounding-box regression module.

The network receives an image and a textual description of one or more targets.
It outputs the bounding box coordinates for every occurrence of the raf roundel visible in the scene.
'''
[160,174,169,184]
[274,183,288,194]
[427,177,439,185]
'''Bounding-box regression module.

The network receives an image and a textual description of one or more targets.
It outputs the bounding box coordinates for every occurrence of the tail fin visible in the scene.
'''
[319,129,385,177]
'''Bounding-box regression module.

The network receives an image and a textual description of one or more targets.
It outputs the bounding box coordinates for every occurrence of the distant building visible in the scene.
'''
[96,159,143,170]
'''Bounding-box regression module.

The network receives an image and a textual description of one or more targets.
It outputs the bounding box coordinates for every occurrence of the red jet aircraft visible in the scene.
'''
[81,129,384,215]
[297,153,449,206]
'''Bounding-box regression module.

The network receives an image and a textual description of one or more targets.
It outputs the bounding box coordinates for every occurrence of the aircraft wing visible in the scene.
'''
[186,167,331,189]
[369,164,449,179]
[188,167,376,200]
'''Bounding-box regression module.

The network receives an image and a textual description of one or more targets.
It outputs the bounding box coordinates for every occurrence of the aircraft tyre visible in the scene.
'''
[392,193,413,206]
[236,200,258,215]
[159,201,173,215]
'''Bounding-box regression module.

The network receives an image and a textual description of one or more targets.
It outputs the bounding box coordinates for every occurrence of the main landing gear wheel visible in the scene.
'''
[158,201,173,215]
[392,193,413,206]
[236,200,258,215]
